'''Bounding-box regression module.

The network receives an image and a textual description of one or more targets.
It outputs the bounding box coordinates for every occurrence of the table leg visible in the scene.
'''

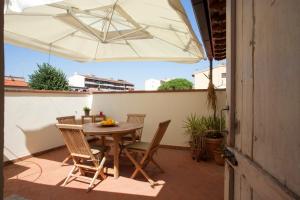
[100,136,106,146]
[112,134,121,179]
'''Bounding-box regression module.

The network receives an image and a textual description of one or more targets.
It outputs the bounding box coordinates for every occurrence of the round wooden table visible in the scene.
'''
[83,122,143,178]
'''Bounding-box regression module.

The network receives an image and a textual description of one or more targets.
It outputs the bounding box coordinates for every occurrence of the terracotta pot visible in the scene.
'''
[205,137,223,159]
[84,110,90,116]
[213,150,225,165]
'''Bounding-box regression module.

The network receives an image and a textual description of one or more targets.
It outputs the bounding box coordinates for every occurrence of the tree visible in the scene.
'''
[29,63,69,90]
[158,78,193,91]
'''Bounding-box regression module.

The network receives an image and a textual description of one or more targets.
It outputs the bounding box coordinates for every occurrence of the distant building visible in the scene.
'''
[193,65,226,89]
[144,78,173,91]
[5,76,29,90]
[68,73,134,92]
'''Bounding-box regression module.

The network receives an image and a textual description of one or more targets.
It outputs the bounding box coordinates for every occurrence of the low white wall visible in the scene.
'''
[4,91,90,162]
[4,90,226,162]
[91,90,226,147]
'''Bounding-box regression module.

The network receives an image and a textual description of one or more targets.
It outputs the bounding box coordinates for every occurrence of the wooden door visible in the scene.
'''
[225,0,300,199]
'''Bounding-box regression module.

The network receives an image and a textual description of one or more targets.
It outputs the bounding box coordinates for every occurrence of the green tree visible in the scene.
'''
[29,63,69,90]
[158,78,193,91]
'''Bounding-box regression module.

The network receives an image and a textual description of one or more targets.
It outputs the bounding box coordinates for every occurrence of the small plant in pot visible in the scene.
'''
[204,116,225,159]
[83,106,91,116]
[183,114,206,160]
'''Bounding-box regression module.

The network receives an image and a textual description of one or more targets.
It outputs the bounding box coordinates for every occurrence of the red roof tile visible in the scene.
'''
[5,79,28,87]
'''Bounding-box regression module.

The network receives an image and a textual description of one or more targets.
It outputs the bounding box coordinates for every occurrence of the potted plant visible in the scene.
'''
[183,114,206,160]
[83,106,91,116]
[213,144,225,165]
[204,116,225,159]
[213,142,225,165]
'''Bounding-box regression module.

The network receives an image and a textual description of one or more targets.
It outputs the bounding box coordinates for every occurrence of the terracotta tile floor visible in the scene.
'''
[4,147,224,200]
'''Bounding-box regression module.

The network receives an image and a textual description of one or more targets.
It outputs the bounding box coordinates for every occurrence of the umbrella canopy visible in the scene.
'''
[4,0,205,63]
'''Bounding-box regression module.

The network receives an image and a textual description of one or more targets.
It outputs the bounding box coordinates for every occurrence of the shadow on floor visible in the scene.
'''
[4,148,224,200]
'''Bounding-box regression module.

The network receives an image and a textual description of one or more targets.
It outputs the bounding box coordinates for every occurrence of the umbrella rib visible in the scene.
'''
[170,25,195,52]
[126,41,140,57]
[153,36,198,58]
[4,30,88,58]
[49,19,103,44]
[5,13,57,17]
[139,23,187,34]
[110,23,140,57]
[105,26,149,43]
[69,12,104,42]
[170,25,186,48]
[103,0,119,42]
[50,3,108,19]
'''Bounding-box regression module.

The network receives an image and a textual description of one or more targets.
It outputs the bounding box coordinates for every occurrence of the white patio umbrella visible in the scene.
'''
[4,0,205,63]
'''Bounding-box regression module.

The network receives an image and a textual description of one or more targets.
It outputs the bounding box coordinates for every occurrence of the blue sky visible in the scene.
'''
[4,0,224,90]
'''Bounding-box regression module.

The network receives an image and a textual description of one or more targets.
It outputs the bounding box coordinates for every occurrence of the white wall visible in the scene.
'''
[194,65,226,89]
[144,79,161,91]
[4,91,90,161]
[4,90,226,162]
[68,74,85,88]
[91,90,226,147]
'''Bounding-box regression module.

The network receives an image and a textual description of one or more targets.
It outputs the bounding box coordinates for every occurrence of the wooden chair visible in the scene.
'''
[56,124,107,192]
[57,116,110,165]
[57,116,77,124]
[123,120,171,185]
[56,116,77,165]
[122,114,146,143]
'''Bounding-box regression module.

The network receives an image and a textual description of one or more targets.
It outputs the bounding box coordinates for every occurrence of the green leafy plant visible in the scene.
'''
[83,106,91,112]
[203,116,225,139]
[29,63,69,91]
[184,114,206,136]
[184,114,225,140]
[203,116,225,130]
[183,114,207,149]
[158,78,193,91]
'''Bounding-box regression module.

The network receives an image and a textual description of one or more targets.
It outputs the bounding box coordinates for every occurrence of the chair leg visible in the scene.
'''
[87,169,100,192]
[99,156,107,180]
[124,149,154,185]
[150,158,164,173]
[63,166,76,186]
[131,154,148,179]
[62,154,72,166]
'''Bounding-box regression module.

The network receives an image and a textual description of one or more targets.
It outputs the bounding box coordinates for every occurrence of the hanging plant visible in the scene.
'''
[207,81,217,118]
[207,60,217,118]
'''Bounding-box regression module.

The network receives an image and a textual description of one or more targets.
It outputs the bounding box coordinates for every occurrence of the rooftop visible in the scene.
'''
[4,146,224,200]
[4,76,28,88]
[83,75,134,86]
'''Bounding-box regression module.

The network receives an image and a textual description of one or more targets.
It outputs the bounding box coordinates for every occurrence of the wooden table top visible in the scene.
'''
[83,122,143,135]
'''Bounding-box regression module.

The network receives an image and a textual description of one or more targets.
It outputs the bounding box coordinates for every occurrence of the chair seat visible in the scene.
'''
[91,145,110,154]
[122,135,141,141]
[125,142,150,151]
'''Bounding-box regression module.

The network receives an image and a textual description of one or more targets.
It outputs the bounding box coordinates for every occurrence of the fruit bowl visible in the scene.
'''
[98,119,119,127]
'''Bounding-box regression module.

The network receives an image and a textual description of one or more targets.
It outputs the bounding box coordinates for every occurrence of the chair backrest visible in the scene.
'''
[148,120,171,152]
[127,114,146,139]
[56,124,95,160]
[56,116,76,124]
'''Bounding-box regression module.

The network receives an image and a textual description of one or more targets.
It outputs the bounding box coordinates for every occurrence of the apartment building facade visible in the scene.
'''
[192,65,226,89]
[68,73,134,92]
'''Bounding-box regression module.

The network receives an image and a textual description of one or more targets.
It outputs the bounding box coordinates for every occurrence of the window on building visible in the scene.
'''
[221,73,226,78]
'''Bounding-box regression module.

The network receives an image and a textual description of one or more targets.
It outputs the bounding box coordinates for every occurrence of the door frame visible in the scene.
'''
[0,1,4,199]
[224,0,236,199]
[224,0,299,199]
